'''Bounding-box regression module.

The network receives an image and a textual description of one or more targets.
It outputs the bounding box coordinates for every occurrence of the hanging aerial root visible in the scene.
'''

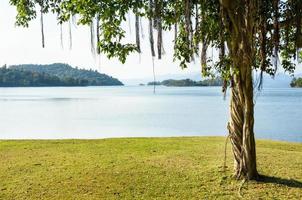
[228,84,246,180]
[90,20,96,56]
[148,0,156,93]
[174,23,178,46]
[223,132,230,171]
[259,3,267,90]
[161,40,165,55]
[149,19,155,57]
[157,18,162,59]
[219,37,227,95]
[238,178,247,198]
[96,15,100,55]
[258,71,264,91]
[152,56,156,94]
[60,23,64,49]
[128,13,132,35]
[155,0,162,59]
[149,0,155,57]
[194,3,199,54]
[272,0,280,73]
[69,19,72,50]
[184,0,193,61]
[135,14,141,53]
[149,20,155,57]
[201,39,208,75]
[184,0,191,43]
[295,0,302,49]
[72,15,77,28]
[140,17,145,39]
[40,6,45,48]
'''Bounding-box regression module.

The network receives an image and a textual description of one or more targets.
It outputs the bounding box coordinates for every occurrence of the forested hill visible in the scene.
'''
[147,78,223,87]
[4,63,123,86]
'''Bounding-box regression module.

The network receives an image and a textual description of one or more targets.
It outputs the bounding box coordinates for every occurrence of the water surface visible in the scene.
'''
[0,86,301,142]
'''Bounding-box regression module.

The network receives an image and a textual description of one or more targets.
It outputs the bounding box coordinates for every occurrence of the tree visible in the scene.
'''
[9,0,302,180]
[290,77,302,87]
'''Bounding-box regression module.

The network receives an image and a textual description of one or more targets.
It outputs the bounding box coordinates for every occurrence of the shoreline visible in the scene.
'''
[1,136,301,144]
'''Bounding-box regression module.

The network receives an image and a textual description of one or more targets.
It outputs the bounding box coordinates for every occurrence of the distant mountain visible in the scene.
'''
[7,63,123,86]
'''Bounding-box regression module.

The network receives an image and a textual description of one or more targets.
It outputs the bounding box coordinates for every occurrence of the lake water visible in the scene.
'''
[0,86,301,142]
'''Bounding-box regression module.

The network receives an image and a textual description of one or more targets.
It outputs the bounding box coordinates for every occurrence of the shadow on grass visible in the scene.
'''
[257,174,302,188]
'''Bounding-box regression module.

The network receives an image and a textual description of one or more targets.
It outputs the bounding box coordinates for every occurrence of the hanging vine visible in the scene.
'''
[135,14,141,53]
[154,0,162,59]
[96,15,100,55]
[148,0,155,57]
[90,19,96,56]
[40,3,45,48]
[60,23,64,49]
[68,19,72,50]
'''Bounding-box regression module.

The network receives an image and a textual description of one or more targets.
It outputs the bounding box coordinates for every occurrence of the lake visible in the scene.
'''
[0,86,301,142]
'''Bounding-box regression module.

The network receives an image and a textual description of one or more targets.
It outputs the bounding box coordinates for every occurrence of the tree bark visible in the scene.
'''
[242,66,258,180]
[228,67,258,180]
[227,50,258,180]
[228,76,244,177]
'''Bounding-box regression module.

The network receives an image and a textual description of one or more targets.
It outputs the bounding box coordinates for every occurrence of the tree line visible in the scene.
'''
[147,78,222,87]
[290,78,302,88]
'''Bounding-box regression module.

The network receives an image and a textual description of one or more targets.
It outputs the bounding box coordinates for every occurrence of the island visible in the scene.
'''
[290,77,302,88]
[0,63,123,87]
[147,78,222,87]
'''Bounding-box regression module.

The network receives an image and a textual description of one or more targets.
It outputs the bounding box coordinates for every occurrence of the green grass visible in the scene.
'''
[0,137,301,199]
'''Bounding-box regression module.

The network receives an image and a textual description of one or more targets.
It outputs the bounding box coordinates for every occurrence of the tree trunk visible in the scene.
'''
[241,67,258,180]
[220,0,259,180]
[228,76,244,177]
[228,59,258,180]
[228,70,258,180]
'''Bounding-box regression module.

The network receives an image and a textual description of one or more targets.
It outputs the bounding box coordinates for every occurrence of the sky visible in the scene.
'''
[0,1,202,81]
[0,1,301,81]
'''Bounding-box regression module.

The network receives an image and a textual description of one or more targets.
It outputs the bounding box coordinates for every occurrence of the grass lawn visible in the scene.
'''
[0,137,301,199]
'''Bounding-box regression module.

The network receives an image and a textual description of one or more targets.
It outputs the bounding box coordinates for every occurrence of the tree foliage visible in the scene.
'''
[9,0,302,85]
